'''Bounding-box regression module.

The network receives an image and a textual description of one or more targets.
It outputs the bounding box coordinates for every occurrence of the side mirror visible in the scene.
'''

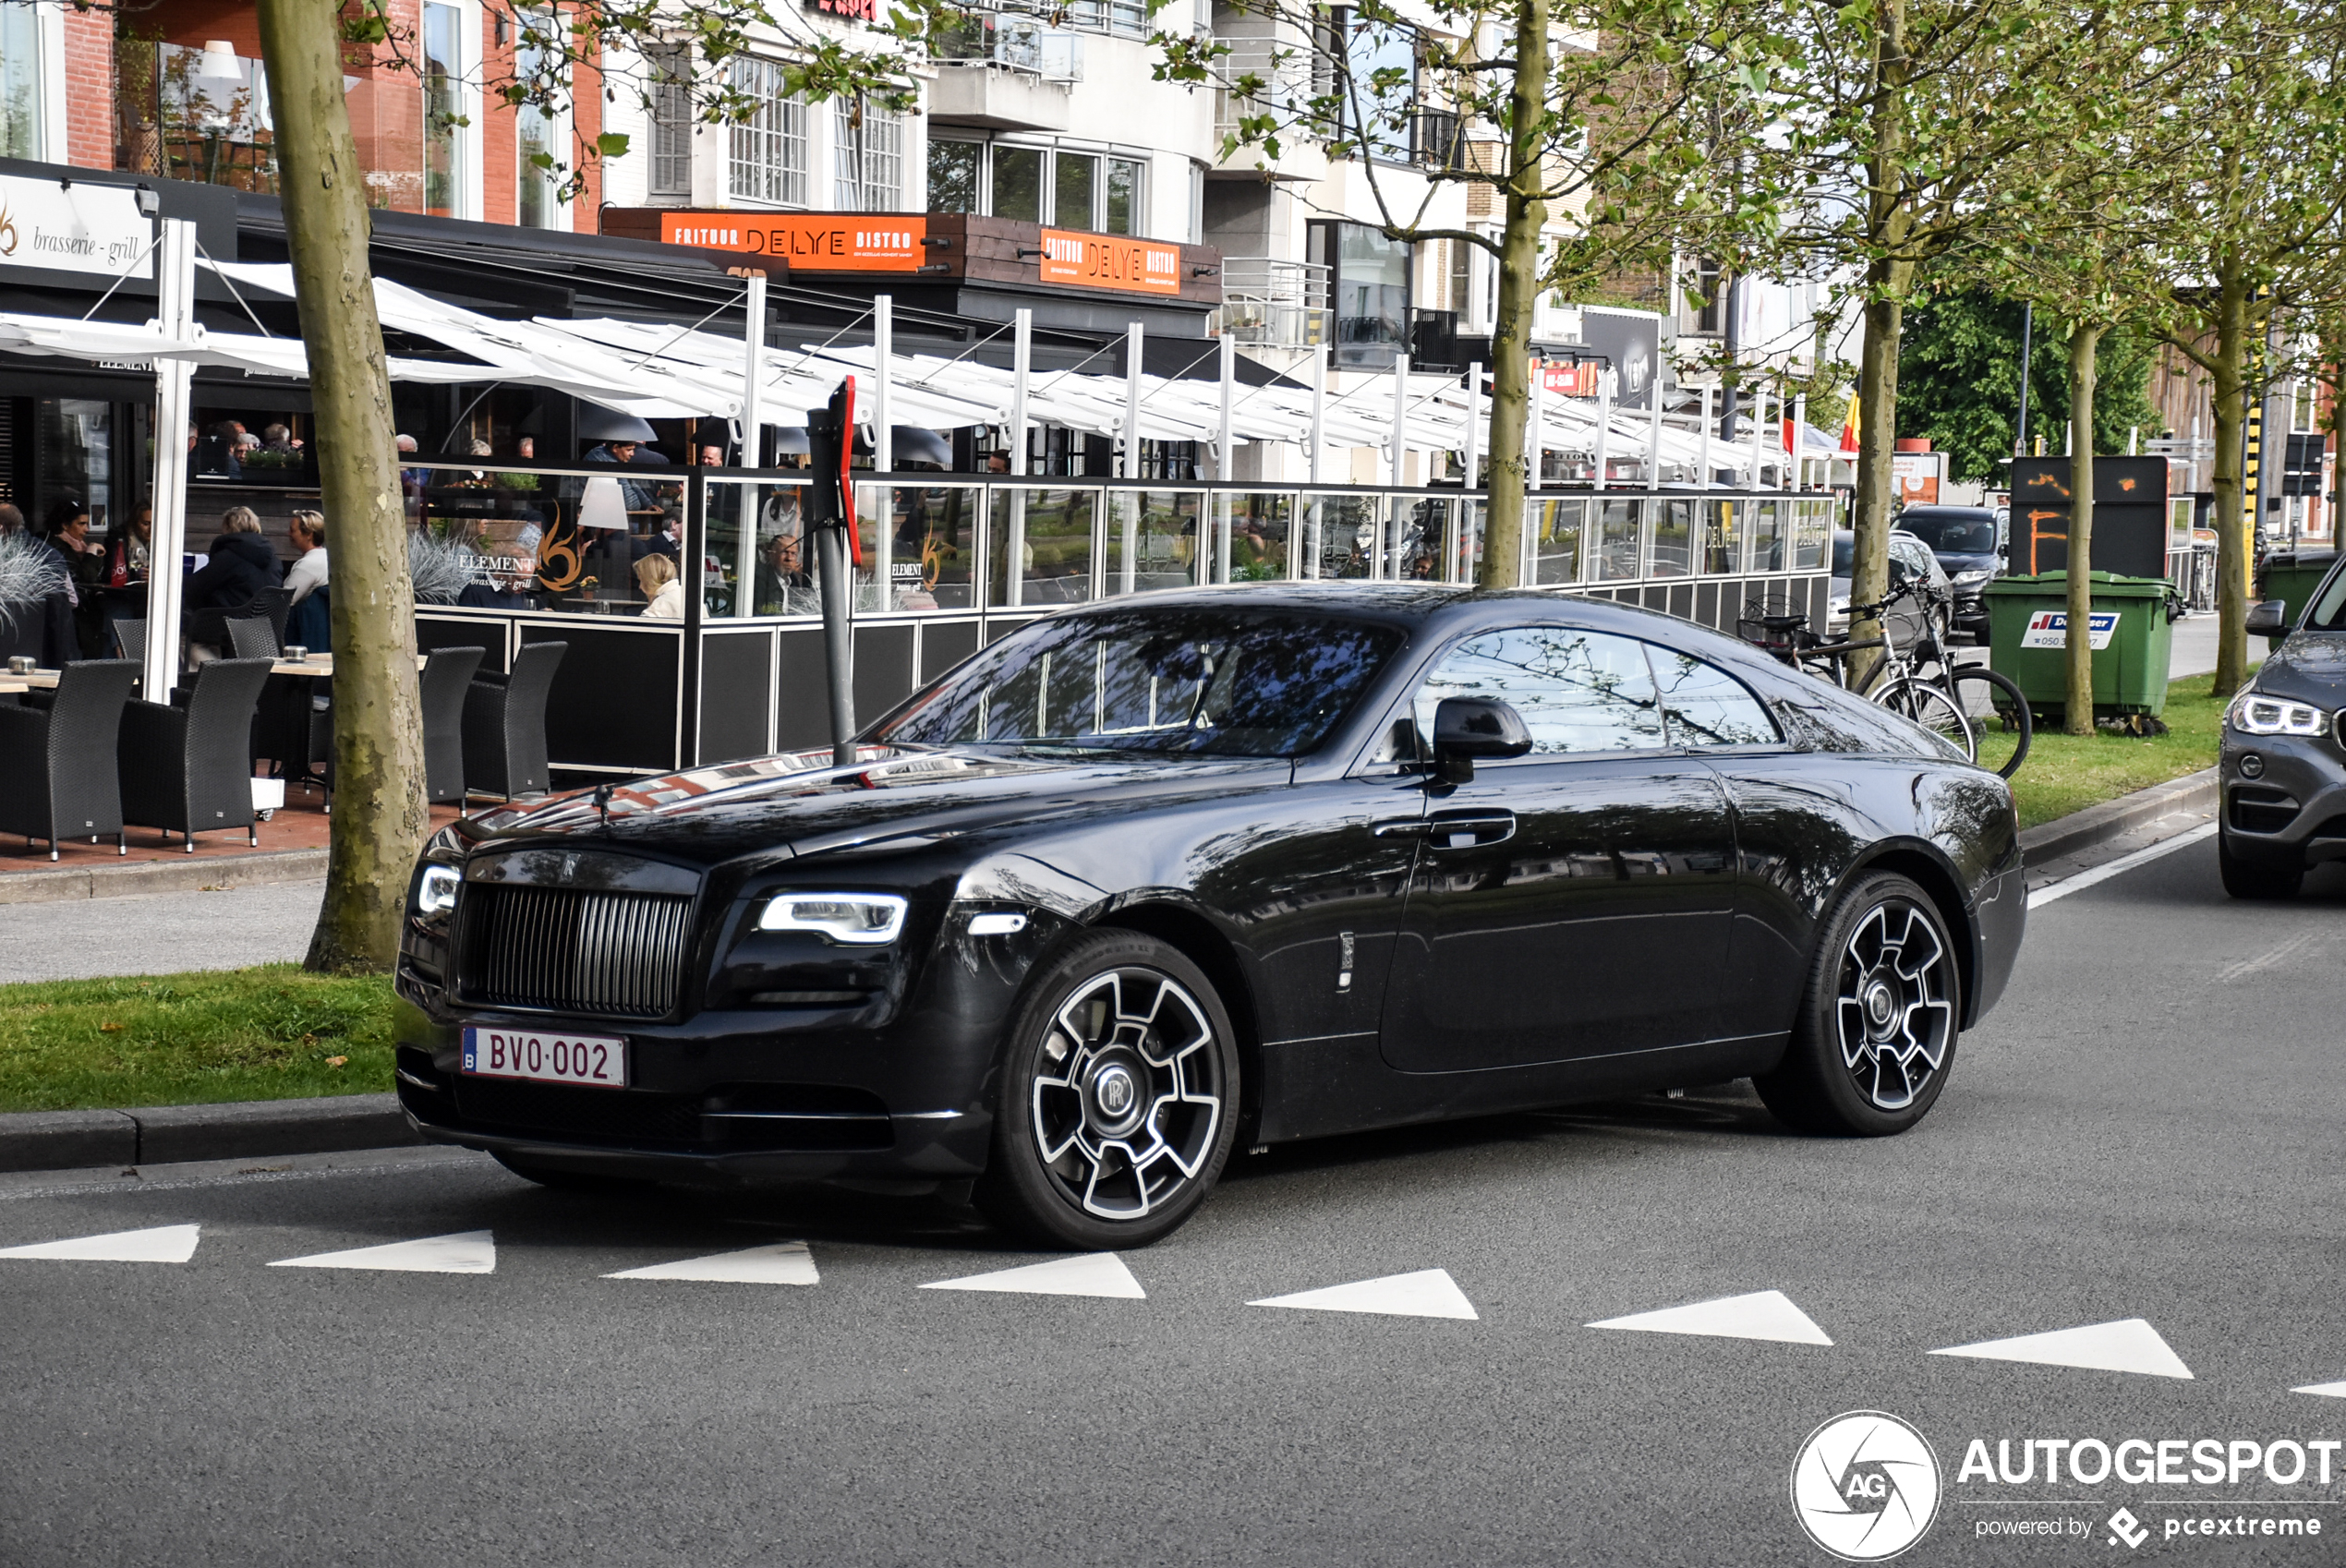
[1996,541,2010,561]
[1432,697,1532,784]
[2246,598,2290,638]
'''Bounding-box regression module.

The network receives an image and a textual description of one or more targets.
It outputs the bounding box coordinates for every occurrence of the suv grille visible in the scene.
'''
[454,885,695,1019]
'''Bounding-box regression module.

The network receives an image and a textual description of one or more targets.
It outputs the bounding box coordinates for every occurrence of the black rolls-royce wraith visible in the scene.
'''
[394,585,2026,1246]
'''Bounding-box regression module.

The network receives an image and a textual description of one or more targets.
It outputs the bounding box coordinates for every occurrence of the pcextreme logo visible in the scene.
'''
[1791,1411,1944,1561]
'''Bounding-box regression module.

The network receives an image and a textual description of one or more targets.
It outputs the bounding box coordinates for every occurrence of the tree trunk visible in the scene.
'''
[1476,0,1550,589]
[2063,321,2102,735]
[2209,271,2250,694]
[1848,0,1911,686]
[258,0,427,972]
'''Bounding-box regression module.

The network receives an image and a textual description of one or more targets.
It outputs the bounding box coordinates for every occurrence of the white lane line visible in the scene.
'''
[1930,1318,2194,1380]
[2028,822,2218,909]
[1250,1268,1480,1321]
[1586,1288,1832,1345]
[0,1223,202,1262]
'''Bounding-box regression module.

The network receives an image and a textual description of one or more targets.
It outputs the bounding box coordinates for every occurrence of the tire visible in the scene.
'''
[1948,667,2034,778]
[1873,677,1975,761]
[2219,829,2304,899]
[492,1152,657,1195]
[1754,872,1962,1136]
[975,930,1240,1248]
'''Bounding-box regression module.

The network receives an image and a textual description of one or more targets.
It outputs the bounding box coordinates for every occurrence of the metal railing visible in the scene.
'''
[1210,258,1332,349]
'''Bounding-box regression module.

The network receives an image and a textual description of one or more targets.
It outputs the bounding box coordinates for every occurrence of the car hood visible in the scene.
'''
[2252,633,2346,708]
[1936,552,2000,578]
[452,746,1296,871]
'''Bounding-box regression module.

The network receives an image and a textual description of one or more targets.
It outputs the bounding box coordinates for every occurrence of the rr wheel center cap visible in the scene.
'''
[1087,1059,1146,1134]
[1863,976,1898,1034]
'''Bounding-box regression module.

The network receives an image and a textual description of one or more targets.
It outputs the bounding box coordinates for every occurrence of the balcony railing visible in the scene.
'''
[1210,258,1332,350]
[930,12,1085,79]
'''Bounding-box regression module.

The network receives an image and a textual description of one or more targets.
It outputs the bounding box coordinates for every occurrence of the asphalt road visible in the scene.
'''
[5,840,2344,1567]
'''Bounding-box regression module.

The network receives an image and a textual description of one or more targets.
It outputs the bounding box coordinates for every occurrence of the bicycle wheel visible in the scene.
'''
[1948,667,2033,779]
[1873,677,1974,760]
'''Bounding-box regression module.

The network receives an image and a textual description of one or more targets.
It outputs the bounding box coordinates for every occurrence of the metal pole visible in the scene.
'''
[1463,360,1482,490]
[1008,308,1031,609]
[872,295,892,611]
[147,219,197,703]
[1647,376,1664,492]
[817,525,855,766]
[1217,331,1236,482]
[1122,320,1144,481]
[733,272,765,620]
[1306,343,1325,577]
[1593,374,1612,491]
[2014,301,2033,457]
[1699,385,1714,490]
[1386,352,1410,577]
[1794,393,1808,490]
[1748,381,1766,489]
[1528,356,1546,498]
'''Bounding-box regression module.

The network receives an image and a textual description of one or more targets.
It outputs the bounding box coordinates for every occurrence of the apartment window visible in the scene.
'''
[929,139,981,213]
[1055,152,1096,230]
[1104,158,1140,235]
[0,4,44,160]
[513,10,564,229]
[422,3,467,218]
[728,56,806,207]
[1310,219,1410,368]
[1691,258,1724,334]
[1447,236,1469,315]
[647,42,692,199]
[832,100,903,211]
[992,146,1044,222]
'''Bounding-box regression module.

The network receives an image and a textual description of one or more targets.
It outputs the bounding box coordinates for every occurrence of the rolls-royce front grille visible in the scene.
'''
[454,885,695,1019]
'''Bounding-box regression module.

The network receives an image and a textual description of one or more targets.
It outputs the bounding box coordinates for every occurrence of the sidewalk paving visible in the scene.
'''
[0,878,328,983]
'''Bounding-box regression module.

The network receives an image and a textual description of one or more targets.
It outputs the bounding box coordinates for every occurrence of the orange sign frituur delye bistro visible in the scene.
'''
[1039,230,1183,296]
[660,213,927,271]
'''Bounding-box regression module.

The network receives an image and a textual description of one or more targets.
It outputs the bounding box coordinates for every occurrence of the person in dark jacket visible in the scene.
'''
[182,506,284,661]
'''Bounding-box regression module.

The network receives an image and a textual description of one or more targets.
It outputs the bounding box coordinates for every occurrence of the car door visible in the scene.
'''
[1376,625,1739,1075]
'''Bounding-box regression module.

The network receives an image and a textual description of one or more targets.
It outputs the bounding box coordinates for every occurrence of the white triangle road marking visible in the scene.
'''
[1930,1318,2194,1380]
[1249,1267,1479,1321]
[0,1223,202,1263]
[1587,1289,1833,1345]
[268,1230,497,1274]
[2292,1381,2346,1399]
[920,1251,1145,1298]
[606,1241,819,1285]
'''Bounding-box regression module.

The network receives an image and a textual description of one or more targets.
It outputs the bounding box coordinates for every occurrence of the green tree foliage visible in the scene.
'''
[1899,291,2159,484]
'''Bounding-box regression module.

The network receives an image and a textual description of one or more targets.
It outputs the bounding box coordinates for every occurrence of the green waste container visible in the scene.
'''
[1984,571,2176,719]
[2254,550,2338,645]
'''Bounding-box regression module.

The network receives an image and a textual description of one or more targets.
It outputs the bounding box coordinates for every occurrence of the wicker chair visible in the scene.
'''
[112,619,147,663]
[225,612,279,661]
[462,640,565,800]
[420,645,485,803]
[0,660,139,859]
[117,657,273,851]
[242,586,294,653]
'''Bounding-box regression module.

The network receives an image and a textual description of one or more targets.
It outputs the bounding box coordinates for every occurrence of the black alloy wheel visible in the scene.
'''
[2219,828,2304,899]
[976,930,1239,1248]
[1755,872,1962,1136]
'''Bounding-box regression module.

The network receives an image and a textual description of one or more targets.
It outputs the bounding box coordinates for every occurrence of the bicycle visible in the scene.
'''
[1739,582,2033,778]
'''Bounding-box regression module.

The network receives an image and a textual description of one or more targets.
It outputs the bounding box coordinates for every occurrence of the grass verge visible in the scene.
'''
[0,965,395,1115]
[1980,669,2235,832]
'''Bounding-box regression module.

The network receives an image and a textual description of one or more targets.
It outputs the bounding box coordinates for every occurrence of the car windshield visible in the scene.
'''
[871,607,1407,758]
[2305,568,2346,631]
[1896,513,1998,552]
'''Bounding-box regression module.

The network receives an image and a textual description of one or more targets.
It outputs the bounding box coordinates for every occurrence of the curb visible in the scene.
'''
[0,1093,421,1174]
[0,848,328,906]
[2020,766,2219,867]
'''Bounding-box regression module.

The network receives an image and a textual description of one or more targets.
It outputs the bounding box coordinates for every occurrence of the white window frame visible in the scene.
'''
[512,7,570,231]
[420,0,482,223]
[728,56,807,208]
[928,136,1152,233]
[832,99,903,211]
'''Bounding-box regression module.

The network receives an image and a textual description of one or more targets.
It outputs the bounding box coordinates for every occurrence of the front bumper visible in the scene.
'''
[393,1004,998,1186]
[2219,729,2346,867]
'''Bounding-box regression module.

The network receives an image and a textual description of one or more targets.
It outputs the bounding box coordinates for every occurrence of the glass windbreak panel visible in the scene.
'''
[1055,151,1097,227]
[708,480,818,617]
[1213,492,1293,582]
[928,139,981,213]
[1792,499,1832,571]
[872,607,1407,758]
[1451,500,1486,584]
[1593,499,1645,582]
[1532,498,1587,585]
[1105,489,1203,595]
[988,486,1097,606]
[992,146,1044,222]
[1651,499,1693,578]
[1413,628,1666,754]
[1748,498,1784,573]
[408,461,672,613]
[1300,491,1384,579]
[854,484,979,610]
[1389,497,1448,582]
[1699,498,1743,575]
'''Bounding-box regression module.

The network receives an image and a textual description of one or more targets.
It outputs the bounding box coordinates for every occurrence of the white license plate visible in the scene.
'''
[461,1027,628,1090]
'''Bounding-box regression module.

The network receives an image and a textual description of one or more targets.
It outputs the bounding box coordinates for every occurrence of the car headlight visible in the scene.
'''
[758,893,909,945]
[1951,568,1992,585]
[2227,693,2331,737]
[416,863,461,917]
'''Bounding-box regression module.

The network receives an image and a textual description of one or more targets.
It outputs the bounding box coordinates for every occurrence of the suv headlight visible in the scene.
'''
[758,893,908,945]
[1951,568,1992,585]
[2227,693,2331,737]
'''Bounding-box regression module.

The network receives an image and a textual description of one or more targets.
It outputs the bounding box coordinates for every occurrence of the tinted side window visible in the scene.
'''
[1648,647,1781,747]
[1414,627,1665,754]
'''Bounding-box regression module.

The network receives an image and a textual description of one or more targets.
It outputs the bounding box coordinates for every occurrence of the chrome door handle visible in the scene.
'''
[1426,810,1517,848]
[1372,818,1433,838]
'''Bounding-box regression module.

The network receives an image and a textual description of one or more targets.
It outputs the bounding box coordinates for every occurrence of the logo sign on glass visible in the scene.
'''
[1038,230,1183,296]
[0,176,151,279]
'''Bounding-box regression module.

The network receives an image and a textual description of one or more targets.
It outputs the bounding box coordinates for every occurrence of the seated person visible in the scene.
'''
[284,511,329,604]
[635,552,683,619]
[182,506,284,661]
[751,529,814,615]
